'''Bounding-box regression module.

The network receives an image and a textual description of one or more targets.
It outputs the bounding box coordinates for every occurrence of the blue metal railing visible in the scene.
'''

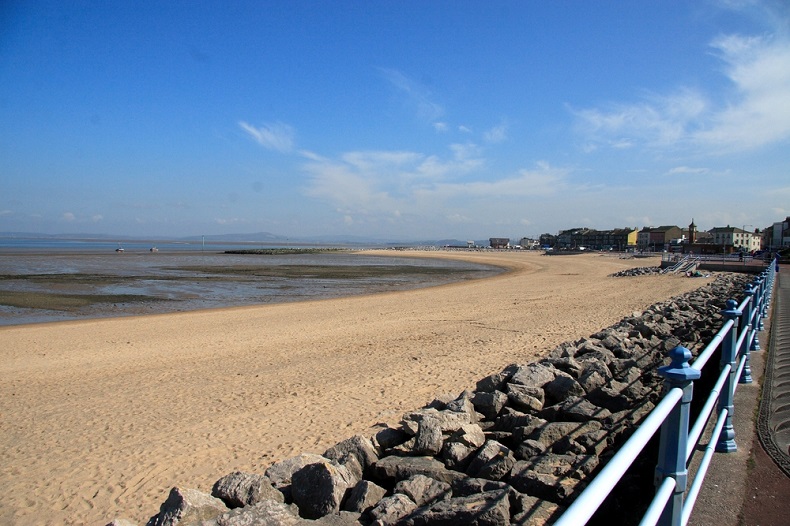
[554,258,777,526]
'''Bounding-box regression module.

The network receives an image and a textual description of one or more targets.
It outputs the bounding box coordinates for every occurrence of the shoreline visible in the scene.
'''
[0,249,503,327]
[0,251,705,525]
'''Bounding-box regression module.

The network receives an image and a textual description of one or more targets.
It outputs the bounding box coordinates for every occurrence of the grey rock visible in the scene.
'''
[212,471,283,508]
[466,440,516,480]
[291,462,357,519]
[373,456,467,485]
[413,417,444,456]
[505,383,544,413]
[540,397,611,423]
[323,435,379,476]
[542,356,584,378]
[202,500,301,526]
[146,487,228,526]
[509,455,597,503]
[265,453,327,491]
[514,439,546,460]
[441,423,486,470]
[529,421,602,451]
[586,380,633,412]
[342,480,387,514]
[471,391,509,420]
[368,494,417,525]
[450,477,511,497]
[394,474,451,507]
[510,493,563,526]
[493,408,546,432]
[509,363,557,389]
[543,375,585,404]
[398,489,510,526]
[373,426,410,451]
[401,408,472,435]
[475,364,519,393]
[445,393,481,424]
[302,511,363,525]
[576,429,609,456]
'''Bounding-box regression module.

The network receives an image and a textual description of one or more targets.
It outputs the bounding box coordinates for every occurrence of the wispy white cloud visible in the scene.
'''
[379,68,444,122]
[572,88,708,149]
[433,122,448,132]
[300,146,568,228]
[667,166,709,175]
[426,162,568,200]
[693,33,790,151]
[61,212,75,222]
[484,123,508,143]
[239,121,295,152]
[573,5,790,155]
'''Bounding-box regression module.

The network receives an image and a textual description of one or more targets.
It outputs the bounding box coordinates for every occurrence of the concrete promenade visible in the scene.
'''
[689,269,790,526]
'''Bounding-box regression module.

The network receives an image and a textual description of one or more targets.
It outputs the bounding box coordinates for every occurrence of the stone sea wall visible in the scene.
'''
[109,271,750,526]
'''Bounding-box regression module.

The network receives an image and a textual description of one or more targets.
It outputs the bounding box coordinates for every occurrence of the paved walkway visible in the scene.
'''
[757,270,790,475]
[689,270,790,526]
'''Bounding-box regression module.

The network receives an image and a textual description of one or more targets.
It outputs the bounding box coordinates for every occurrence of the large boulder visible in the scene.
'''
[509,363,557,389]
[323,435,379,477]
[368,494,417,525]
[211,471,283,508]
[291,461,357,519]
[399,489,511,526]
[394,474,451,507]
[374,456,467,485]
[342,480,387,514]
[146,487,228,526]
[465,440,515,481]
[200,500,301,526]
[509,454,598,503]
[441,423,486,470]
[265,453,327,494]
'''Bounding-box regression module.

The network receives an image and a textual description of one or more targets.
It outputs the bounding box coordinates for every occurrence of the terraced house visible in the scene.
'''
[709,226,761,252]
[637,225,682,251]
[556,227,638,250]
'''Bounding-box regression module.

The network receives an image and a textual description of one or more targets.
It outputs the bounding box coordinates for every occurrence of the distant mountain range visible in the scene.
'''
[0,231,478,248]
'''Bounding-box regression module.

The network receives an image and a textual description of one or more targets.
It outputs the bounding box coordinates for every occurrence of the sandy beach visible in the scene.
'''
[0,251,709,525]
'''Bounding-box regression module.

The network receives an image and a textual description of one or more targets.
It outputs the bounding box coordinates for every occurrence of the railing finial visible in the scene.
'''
[658,346,701,382]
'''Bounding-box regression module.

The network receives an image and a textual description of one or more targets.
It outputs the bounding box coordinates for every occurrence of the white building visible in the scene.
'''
[709,226,761,252]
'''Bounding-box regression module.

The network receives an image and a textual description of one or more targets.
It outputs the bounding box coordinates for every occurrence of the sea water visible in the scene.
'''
[0,239,501,325]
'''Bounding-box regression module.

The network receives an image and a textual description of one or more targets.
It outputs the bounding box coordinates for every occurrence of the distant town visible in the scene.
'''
[481,216,790,254]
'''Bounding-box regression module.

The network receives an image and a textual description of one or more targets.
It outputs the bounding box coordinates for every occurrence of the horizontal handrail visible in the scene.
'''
[553,388,684,526]
[640,477,676,526]
[687,364,731,461]
[552,257,777,526]
[682,407,728,525]
[691,319,733,371]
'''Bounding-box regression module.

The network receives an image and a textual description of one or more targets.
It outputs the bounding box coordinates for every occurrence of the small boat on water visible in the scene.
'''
[150,247,159,252]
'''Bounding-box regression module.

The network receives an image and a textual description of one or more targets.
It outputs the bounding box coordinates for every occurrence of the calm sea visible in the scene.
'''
[0,238,501,326]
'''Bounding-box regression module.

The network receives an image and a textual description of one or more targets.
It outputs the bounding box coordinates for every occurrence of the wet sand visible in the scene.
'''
[0,251,708,525]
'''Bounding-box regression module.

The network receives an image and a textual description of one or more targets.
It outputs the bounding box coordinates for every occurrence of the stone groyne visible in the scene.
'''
[109,272,750,526]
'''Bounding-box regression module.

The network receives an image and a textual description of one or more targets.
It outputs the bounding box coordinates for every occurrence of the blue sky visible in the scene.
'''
[1,1,789,241]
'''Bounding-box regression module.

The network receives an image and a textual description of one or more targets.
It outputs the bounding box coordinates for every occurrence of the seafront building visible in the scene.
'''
[504,216,790,253]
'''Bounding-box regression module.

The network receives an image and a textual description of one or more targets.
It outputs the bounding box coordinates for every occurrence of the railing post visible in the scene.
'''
[750,278,762,349]
[716,299,741,453]
[754,274,766,332]
[656,346,701,526]
[740,286,755,384]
